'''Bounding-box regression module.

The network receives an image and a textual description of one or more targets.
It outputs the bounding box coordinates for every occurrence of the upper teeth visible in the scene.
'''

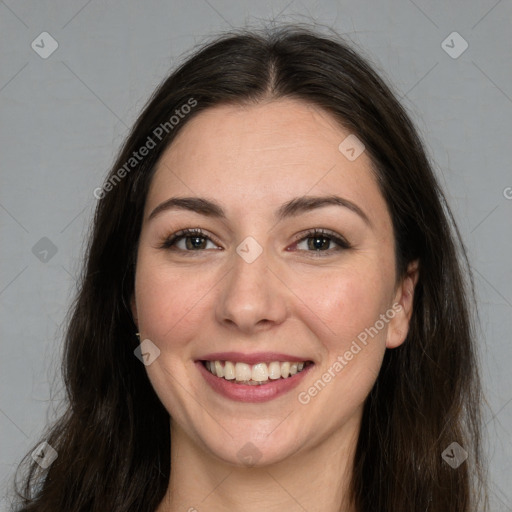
[205,360,308,382]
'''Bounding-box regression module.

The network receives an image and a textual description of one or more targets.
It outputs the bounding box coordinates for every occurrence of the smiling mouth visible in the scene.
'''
[201,360,314,385]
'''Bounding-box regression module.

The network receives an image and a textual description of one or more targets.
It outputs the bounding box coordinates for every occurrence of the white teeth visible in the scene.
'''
[252,363,268,382]
[268,361,281,380]
[224,360,235,380]
[235,362,252,382]
[214,361,224,378]
[204,359,310,383]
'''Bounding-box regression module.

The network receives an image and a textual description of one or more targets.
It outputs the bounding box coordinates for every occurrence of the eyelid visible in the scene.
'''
[158,227,351,255]
[158,228,223,250]
[290,228,351,252]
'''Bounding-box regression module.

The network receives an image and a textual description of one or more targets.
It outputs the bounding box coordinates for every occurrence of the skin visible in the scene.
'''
[131,98,419,512]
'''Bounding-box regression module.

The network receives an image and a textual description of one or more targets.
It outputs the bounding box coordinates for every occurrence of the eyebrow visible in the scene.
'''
[148,195,371,226]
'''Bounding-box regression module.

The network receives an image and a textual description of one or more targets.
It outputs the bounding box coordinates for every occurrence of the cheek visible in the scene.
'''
[133,256,216,347]
[294,264,391,348]
[293,264,392,402]
[297,272,390,406]
[133,255,217,417]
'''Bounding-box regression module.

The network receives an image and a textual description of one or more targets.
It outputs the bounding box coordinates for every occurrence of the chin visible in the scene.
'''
[198,427,305,469]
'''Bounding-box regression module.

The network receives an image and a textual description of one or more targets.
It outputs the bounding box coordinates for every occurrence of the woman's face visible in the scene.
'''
[132,98,416,466]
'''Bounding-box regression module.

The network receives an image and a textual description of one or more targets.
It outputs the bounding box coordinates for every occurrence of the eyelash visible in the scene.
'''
[158,228,351,256]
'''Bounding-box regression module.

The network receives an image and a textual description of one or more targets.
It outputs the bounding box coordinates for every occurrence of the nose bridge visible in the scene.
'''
[215,236,287,332]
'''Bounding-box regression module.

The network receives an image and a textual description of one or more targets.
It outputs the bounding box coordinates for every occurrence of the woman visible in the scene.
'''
[12,25,487,511]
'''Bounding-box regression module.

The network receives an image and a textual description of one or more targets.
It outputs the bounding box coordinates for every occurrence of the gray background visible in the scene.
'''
[1,0,511,510]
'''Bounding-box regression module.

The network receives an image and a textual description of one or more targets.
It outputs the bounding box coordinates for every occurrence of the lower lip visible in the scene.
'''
[196,361,314,403]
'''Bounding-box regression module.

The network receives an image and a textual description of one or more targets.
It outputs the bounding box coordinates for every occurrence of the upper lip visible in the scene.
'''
[197,352,313,365]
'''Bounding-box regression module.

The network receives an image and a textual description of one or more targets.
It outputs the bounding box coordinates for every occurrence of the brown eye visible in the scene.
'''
[183,235,208,250]
[159,228,221,251]
[305,235,332,251]
[292,229,350,254]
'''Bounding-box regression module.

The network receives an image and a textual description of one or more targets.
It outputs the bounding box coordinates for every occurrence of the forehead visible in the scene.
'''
[146,99,390,229]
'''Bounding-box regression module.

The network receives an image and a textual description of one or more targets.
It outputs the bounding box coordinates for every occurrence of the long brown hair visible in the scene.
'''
[11,25,487,511]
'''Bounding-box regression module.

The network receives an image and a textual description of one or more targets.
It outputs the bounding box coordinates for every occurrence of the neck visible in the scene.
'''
[156,413,361,512]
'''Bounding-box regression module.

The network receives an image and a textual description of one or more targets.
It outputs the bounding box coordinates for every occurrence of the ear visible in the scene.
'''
[130,294,139,328]
[386,260,419,349]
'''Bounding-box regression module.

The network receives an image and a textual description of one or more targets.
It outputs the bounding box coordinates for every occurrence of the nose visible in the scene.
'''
[215,244,288,334]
